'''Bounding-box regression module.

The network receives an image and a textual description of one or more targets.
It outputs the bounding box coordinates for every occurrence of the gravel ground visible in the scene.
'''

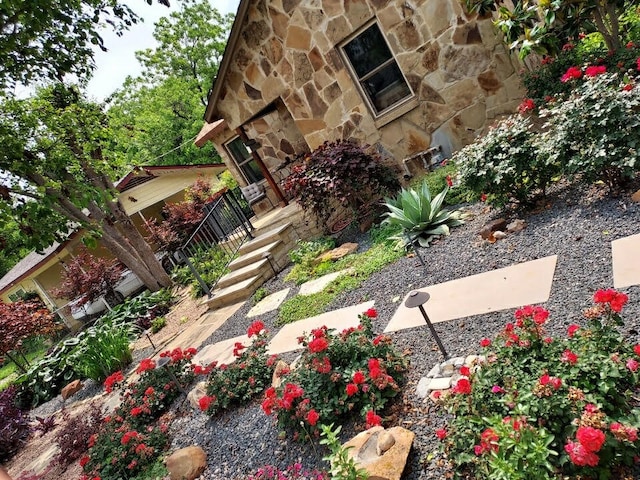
[166,181,640,480]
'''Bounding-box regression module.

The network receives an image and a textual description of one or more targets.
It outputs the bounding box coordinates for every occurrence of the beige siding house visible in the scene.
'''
[195,0,523,213]
[0,164,226,326]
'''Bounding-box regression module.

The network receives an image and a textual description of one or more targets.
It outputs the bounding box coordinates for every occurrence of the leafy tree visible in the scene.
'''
[0,0,169,92]
[107,0,233,166]
[53,247,124,308]
[464,0,637,58]
[0,83,172,292]
[0,218,30,278]
[0,300,61,373]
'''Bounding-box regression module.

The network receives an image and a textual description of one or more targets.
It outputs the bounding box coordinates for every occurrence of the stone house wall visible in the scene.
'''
[208,0,523,184]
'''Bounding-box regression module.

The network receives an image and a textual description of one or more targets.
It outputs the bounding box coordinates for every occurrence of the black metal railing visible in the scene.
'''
[177,189,254,296]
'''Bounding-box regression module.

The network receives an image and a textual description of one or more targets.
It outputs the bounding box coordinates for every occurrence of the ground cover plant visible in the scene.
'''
[0,386,31,462]
[262,309,408,440]
[437,290,640,479]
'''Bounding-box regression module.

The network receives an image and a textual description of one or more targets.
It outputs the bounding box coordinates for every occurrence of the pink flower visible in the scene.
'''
[585,65,606,77]
[561,350,578,365]
[435,428,447,440]
[636,57,640,71]
[491,385,505,394]
[626,358,639,372]
[561,66,582,82]
[550,377,562,390]
[576,426,606,452]
[562,43,575,51]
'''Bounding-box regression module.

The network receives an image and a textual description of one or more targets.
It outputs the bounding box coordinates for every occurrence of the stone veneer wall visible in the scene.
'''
[210,0,523,177]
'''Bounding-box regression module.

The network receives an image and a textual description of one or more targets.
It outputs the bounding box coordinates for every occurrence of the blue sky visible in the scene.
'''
[87,0,240,101]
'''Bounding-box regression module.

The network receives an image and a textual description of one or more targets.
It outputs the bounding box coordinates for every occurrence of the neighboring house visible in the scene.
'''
[0,163,226,327]
[195,0,523,212]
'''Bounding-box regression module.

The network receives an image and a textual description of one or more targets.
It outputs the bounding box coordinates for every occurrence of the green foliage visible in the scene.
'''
[382,181,466,248]
[200,322,276,415]
[411,162,479,206]
[320,424,369,480]
[288,238,336,265]
[68,322,134,382]
[439,291,640,479]
[172,245,233,298]
[0,218,31,278]
[219,170,239,190]
[455,116,560,207]
[262,310,408,440]
[252,287,269,305]
[537,72,640,190]
[0,0,169,91]
[282,140,400,225]
[150,316,166,333]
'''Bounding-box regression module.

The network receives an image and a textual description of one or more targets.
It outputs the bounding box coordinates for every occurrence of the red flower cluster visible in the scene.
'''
[365,410,382,428]
[452,378,471,395]
[346,383,359,396]
[561,66,582,82]
[610,422,638,442]
[121,430,141,446]
[306,409,320,426]
[518,98,535,114]
[159,347,196,363]
[311,356,332,374]
[515,305,549,325]
[567,324,580,338]
[435,428,447,440]
[104,370,124,393]
[539,373,562,390]
[480,338,491,348]
[136,358,156,374]
[308,337,329,353]
[561,349,578,365]
[247,321,264,337]
[474,428,499,455]
[232,342,246,357]
[565,426,605,467]
[199,395,215,411]
[365,308,377,318]
[585,65,606,77]
[593,289,628,312]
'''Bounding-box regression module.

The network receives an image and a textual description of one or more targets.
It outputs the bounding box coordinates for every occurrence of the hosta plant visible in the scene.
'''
[261,309,408,440]
[437,290,640,479]
[382,180,465,248]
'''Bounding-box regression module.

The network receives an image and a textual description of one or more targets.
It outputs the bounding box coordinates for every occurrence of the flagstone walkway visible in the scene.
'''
[155,234,638,368]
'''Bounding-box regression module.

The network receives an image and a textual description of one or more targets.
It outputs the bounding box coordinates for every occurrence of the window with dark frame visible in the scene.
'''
[225,137,265,184]
[341,22,413,115]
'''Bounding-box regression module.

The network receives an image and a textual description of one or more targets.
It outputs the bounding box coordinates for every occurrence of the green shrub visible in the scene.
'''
[262,309,408,440]
[382,181,466,248]
[252,287,269,305]
[282,139,400,225]
[150,316,166,333]
[199,321,276,415]
[288,237,336,265]
[538,72,640,190]
[438,290,640,479]
[172,245,233,297]
[455,116,560,207]
[412,162,478,206]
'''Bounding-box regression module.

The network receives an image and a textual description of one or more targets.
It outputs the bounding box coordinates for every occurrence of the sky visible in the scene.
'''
[86,0,240,101]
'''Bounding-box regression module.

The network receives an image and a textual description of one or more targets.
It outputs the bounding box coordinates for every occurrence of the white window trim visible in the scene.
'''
[338,18,416,121]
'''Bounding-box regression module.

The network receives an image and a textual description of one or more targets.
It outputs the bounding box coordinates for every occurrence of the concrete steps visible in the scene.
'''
[206,223,296,310]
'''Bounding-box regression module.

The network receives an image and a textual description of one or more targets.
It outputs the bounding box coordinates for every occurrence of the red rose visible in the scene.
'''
[365,308,377,318]
[308,337,329,353]
[567,324,580,338]
[352,371,366,384]
[459,365,470,376]
[565,441,600,466]
[561,350,578,365]
[366,410,382,428]
[346,383,358,396]
[435,428,447,440]
[247,321,264,337]
[306,409,320,426]
[576,426,606,453]
[452,378,471,395]
[199,395,214,411]
[480,338,491,347]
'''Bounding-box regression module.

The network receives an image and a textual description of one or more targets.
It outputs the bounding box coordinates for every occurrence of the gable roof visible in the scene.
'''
[203,0,251,123]
[115,163,226,192]
[0,242,65,295]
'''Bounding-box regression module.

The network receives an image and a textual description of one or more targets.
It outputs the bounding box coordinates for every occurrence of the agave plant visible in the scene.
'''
[382,180,465,248]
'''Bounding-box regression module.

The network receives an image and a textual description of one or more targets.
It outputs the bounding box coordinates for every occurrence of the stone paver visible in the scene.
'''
[247,288,291,317]
[298,269,354,296]
[384,255,557,332]
[612,233,640,288]
[267,301,375,355]
[160,301,245,353]
[191,334,251,367]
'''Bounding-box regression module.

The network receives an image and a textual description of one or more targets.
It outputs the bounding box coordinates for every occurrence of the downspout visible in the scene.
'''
[235,126,288,207]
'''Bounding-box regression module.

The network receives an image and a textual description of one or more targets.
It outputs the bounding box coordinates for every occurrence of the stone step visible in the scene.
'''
[216,258,272,289]
[206,275,266,310]
[228,240,282,271]
[239,223,293,256]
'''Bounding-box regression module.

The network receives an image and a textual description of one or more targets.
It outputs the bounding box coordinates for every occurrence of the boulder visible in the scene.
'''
[271,360,290,389]
[632,189,640,203]
[166,446,207,480]
[187,382,208,410]
[479,218,507,239]
[507,219,526,233]
[61,380,83,400]
[344,426,415,480]
[315,243,359,263]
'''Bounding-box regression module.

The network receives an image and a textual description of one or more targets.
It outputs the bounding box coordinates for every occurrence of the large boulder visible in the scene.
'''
[61,379,83,400]
[187,381,208,410]
[165,446,207,480]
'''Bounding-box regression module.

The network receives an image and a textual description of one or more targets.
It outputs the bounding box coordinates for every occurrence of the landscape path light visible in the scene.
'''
[404,290,449,360]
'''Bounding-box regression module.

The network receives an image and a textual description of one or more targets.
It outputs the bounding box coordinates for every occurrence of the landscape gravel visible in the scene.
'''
[168,182,640,480]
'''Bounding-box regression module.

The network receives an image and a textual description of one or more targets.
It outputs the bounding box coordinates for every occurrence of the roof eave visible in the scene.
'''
[203,0,252,124]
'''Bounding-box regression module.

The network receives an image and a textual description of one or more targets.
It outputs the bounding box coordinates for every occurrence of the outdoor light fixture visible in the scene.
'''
[156,356,186,394]
[404,290,449,360]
